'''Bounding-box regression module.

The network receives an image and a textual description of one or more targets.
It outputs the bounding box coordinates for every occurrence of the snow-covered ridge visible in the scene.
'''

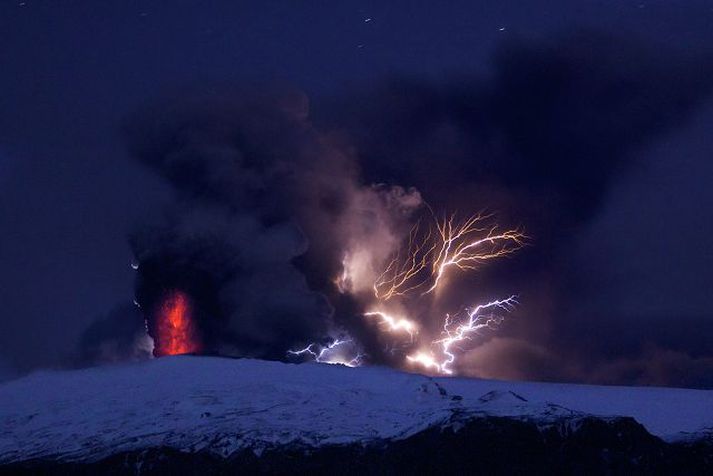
[0,356,711,464]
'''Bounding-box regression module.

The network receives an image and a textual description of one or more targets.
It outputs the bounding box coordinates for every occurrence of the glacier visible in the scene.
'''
[1,356,712,472]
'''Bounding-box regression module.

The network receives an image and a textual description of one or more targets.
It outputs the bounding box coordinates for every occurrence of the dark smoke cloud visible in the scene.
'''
[326,32,713,238]
[318,31,713,386]
[587,347,713,389]
[456,337,578,383]
[75,304,151,366]
[121,86,419,361]
[458,339,713,389]
[77,31,713,386]
[124,89,334,359]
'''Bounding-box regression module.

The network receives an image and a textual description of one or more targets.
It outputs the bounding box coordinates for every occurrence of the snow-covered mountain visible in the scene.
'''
[1,356,712,474]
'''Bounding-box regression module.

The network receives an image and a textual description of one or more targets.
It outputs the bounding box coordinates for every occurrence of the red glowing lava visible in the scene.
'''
[153,290,202,357]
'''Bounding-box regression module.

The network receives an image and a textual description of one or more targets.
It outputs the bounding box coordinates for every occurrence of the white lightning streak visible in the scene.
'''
[364,311,417,340]
[405,352,443,373]
[408,295,517,375]
[287,338,364,367]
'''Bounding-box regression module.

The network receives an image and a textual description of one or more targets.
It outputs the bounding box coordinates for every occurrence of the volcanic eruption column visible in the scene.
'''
[152,290,202,357]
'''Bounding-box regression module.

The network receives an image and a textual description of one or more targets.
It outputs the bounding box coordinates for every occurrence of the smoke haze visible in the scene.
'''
[74,32,713,386]
[2,0,712,389]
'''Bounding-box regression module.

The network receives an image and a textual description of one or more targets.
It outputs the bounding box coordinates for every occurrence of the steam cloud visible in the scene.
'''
[80,32,713,386]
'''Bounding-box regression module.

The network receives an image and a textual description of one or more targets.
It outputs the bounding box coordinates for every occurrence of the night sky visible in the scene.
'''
[1,1,712,388]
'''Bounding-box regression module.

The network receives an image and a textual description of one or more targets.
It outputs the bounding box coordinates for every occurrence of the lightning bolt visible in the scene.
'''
[407,296,517,374]
[287,338,364,367]
[372,212,524,300]
[405,352,443,373]
[373,219,436,300]
[364,311,417,340]
[330,207,525,377]
[423,214,525,295]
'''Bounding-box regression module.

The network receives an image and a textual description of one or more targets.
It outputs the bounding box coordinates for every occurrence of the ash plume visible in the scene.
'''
[124,87,420,361]
[82,31,713,385]
[318,31,713,383]
[327,32,713,240]
[76,304,152,366]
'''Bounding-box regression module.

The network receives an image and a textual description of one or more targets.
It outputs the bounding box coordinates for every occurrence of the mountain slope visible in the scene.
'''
[1,356,712,474]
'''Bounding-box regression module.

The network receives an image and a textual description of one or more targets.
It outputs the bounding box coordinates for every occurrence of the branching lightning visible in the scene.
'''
[287,338,364,367]
[327,209,524,377]
[424,214,525,295]
[373,219,436,300]
[372,213,524,300]
[409,295,517,374]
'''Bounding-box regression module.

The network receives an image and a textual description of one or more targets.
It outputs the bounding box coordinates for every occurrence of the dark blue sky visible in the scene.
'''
[1,1,712,383]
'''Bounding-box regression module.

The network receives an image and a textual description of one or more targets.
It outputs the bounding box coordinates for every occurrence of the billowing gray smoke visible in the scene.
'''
[124,87,420,361]
[81,31,713,385]
[323,31,713,383]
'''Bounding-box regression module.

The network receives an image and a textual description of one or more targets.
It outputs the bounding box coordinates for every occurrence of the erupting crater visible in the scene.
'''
[152,290,202,357]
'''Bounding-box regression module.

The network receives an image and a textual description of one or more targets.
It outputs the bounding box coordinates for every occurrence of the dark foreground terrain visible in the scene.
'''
[4,415,712,475]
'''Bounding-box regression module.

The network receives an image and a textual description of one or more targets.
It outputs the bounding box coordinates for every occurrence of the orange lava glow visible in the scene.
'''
[154,290,201,357]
